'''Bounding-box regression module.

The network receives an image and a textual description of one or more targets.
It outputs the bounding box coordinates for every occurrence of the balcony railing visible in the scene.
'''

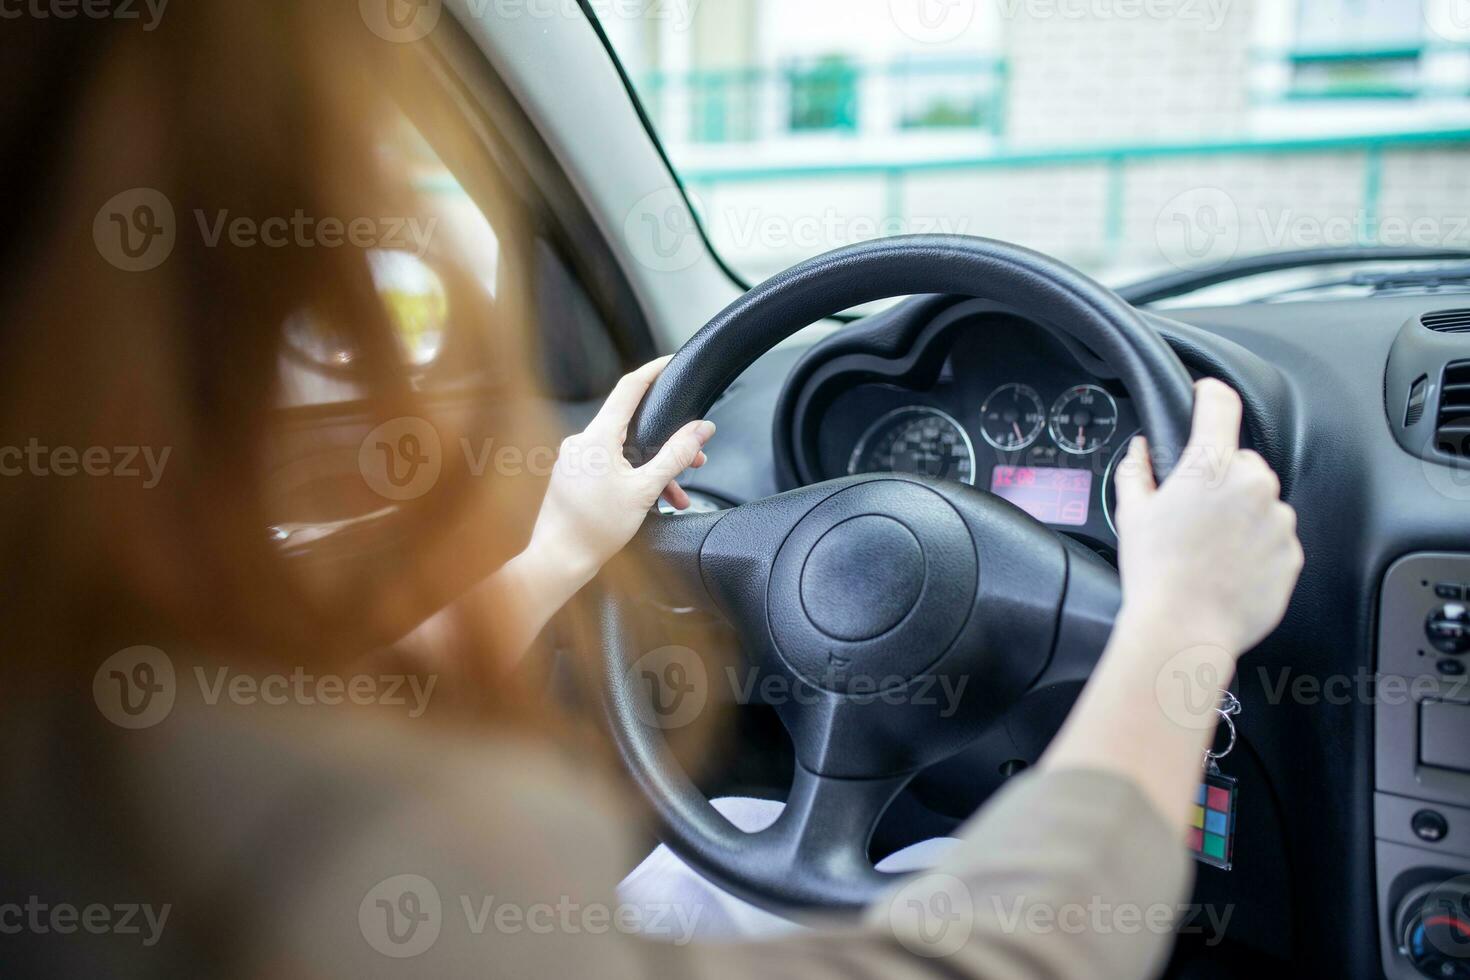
[635,56,1008,145]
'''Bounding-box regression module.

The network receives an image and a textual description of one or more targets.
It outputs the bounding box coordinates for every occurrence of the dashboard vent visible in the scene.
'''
[1436,361,1470,456]
[1406,375,1429,427]
[1422,309,1470,333]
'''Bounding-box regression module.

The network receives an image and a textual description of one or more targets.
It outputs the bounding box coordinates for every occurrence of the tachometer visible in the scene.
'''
[1048,384,1118,455]
[848,407,975,485]
[979,383,1046,451]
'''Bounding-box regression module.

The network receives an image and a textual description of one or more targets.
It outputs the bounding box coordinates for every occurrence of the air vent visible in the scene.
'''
[1422,309,1470,333]
[1406,374,1428,427]
[1436,361,1470,456]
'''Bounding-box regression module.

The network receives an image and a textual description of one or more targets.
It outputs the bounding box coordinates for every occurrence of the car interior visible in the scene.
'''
[266,2,1470,977]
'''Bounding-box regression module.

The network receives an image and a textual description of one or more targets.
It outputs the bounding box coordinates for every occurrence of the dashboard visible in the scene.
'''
[676,289,1470,979]
[796,306,1147,551]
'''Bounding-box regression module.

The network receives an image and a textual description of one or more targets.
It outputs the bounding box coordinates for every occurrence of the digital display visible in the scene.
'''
[990,466,1092,526]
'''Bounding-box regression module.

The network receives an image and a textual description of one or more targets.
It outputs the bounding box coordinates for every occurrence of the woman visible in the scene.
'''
[0,4,1301,977]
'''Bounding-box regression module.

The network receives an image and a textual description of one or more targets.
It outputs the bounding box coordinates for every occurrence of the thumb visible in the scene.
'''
[639,419,716,496]
[1113,435,1157,519]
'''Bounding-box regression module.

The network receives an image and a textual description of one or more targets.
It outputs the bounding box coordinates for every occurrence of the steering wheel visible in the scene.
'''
[602,235,1194,911]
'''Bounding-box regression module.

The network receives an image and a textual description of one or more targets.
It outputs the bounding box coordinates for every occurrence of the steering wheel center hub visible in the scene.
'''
[768,481,977,693]
[801,515,925,641]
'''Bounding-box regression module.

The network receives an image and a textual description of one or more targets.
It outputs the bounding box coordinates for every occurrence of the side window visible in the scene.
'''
[279,73,654,409]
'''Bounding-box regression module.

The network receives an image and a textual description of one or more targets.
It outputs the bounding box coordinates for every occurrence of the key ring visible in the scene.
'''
[1205,691,1241,763]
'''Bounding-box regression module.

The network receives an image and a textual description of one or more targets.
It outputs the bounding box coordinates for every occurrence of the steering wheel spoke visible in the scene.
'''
[754,766,911,904]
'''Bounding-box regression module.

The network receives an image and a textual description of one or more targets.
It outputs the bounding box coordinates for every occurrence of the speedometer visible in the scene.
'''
[848,407,975,485]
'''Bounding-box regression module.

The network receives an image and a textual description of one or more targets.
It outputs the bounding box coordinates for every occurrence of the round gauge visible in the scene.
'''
[1101,428,1141,537]
[1049,385,1119,455]
[979,383,1046,451]
[848,407,976,485]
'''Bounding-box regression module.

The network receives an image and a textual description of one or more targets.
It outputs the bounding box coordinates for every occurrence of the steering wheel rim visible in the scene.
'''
[605,235,1194,912]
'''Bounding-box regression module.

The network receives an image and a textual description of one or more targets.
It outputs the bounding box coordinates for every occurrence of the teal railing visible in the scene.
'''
[637,56,1008,144]
[676,127,1470,266]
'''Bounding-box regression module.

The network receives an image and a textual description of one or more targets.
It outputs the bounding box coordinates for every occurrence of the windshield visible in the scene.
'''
[596,0,1470,292]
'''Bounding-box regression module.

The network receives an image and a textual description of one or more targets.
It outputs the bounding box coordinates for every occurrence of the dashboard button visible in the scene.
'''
[1436,583,1465,600]
[1412,809,1449,843]
[1440,658,1468,676]
[1421,699,1470,773]
[1426,604,1470,654]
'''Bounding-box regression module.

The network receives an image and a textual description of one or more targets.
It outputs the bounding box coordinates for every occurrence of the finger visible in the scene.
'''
[661,481,691,511]
[587,355,675,439]
[1113,435,1157,517]
[640,419,716,492]
[690,451,708,469]
[1187,378,1243,457]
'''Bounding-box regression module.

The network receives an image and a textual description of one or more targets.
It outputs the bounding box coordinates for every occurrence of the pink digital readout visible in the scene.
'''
[990,466,1093,527]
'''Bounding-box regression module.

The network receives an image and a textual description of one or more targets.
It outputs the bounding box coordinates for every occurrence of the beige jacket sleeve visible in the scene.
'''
[235,730,1192,980]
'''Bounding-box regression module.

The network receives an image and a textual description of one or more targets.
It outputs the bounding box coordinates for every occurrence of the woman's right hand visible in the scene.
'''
[1112,378,1303,658]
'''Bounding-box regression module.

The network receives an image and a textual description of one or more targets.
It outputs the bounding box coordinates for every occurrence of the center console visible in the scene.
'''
[1376,553,1470,979]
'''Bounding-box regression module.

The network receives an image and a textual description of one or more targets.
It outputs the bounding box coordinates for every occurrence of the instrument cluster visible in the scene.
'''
[821,319,1141,545]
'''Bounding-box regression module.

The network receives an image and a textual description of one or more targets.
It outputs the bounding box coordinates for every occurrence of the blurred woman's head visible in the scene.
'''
[0,4,553,700]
